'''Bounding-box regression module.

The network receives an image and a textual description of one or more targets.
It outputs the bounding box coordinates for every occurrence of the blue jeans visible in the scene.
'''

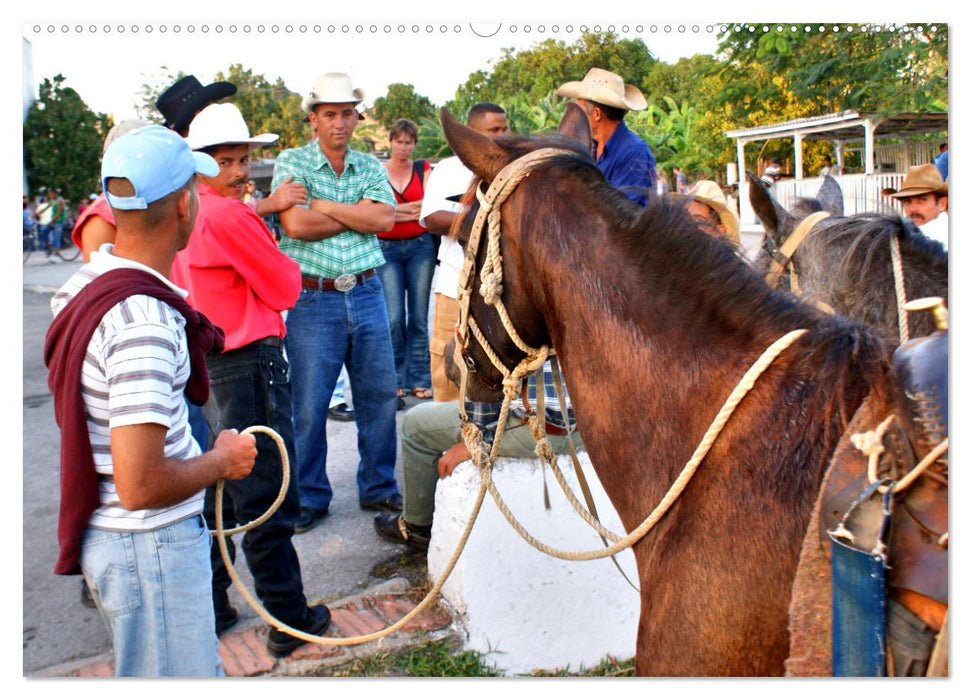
[377,234,435,390]
[80,515,223,676]
[202,340,308,626]
[285,274,400,512]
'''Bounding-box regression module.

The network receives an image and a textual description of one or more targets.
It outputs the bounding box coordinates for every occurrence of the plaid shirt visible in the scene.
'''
[466,361,576,444]
[271,141,396,277]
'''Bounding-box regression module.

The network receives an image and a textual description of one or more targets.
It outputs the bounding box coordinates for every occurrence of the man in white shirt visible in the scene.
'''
[419,103,508,401]
[882,164,948,251]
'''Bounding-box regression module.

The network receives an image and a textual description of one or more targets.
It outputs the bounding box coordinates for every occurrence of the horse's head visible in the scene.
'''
[438,103,596,401]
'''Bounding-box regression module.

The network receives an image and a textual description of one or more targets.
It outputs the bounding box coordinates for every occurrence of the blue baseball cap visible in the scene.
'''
[101,124,218,210]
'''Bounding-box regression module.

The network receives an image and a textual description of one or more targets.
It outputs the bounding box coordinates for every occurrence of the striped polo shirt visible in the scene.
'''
[271,141,396,278]
[50,244,203,531]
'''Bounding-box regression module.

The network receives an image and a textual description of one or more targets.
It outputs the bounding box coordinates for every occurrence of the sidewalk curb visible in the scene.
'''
[31,577,465,678]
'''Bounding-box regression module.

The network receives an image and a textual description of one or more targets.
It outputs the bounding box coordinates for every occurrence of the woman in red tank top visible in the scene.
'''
[378,119,436,402]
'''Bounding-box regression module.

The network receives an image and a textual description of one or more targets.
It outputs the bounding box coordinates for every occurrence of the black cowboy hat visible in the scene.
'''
[155,75,238,135]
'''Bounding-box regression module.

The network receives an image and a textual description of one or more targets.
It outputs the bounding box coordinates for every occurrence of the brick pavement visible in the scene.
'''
[64,591,457,677]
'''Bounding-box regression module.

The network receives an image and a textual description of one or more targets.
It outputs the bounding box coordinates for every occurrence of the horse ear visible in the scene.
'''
[557,102,592,152]
[440,107,508,182]
[817,176,844,216]
[747,170,797,244]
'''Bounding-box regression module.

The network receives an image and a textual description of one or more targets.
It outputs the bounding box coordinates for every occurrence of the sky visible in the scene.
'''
[22,20,722,122]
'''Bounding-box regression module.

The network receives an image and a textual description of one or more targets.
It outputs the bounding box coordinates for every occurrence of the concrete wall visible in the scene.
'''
[426,454,640,675]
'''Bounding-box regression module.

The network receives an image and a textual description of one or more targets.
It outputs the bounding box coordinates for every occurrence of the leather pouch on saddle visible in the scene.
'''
[828,480,894,676]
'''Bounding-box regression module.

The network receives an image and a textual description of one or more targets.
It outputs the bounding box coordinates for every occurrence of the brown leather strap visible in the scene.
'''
[764,211,831,288]
[300,269,375,292]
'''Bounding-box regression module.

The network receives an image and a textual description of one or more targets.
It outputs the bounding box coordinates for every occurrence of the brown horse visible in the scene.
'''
[440,104,896,676]
[748,173,948,344]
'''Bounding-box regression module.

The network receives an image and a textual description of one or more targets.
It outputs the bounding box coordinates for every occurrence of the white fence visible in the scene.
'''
[773,173,906,216]
[741,173,908,228]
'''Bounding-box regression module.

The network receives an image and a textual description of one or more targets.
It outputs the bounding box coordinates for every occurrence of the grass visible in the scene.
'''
[329,639,636,677]
[331,640,504,677]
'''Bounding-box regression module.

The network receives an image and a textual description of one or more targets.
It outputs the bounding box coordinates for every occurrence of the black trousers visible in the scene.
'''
[202,339,307,626]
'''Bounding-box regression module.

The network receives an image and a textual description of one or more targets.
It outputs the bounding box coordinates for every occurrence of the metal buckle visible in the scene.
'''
[334,273,357,292]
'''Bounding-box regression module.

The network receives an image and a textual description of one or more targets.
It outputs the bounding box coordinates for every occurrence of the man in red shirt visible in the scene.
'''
[171,103,331,657]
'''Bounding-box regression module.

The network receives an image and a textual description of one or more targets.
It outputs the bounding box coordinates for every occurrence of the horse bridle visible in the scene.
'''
[764,210,831,291]
[451,147,574,420]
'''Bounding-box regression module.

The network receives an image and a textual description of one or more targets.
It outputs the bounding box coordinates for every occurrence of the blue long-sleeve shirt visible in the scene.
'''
[595,120,656,206]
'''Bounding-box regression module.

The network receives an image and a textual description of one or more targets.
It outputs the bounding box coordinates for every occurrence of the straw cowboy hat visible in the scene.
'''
[185,103,278,151]
[301,72,365,112]
[881,164,948,198]
[556,68,647,112]
[155,75,237,135]
[685,180,740,243]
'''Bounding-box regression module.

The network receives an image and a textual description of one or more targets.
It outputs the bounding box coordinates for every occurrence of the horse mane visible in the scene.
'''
[812,213,947,284]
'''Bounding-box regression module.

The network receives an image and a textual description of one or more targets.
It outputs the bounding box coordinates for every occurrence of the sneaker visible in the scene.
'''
[327,403,355,422]
[215,605,239,636]
[267,603,332,657]
[294,506,328,534]
[373,513,431,553]
[360,493,403,513]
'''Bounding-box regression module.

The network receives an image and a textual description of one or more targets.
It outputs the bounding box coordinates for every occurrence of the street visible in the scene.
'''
[21,255,416,675]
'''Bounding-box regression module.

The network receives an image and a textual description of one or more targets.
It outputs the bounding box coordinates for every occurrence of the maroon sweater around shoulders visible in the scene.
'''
[43,268,224,575]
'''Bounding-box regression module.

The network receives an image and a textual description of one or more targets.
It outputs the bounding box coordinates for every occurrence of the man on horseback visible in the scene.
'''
[556,68,656,205]
[882,164,948,251]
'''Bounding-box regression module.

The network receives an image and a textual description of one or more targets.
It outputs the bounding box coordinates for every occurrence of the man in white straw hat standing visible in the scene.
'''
[171,102,332,657]
[882,163,949,251]
[556,67,656,206]
[272,72,402,535]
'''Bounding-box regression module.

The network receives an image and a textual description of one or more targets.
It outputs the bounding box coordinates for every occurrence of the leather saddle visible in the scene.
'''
[819,325,948,633]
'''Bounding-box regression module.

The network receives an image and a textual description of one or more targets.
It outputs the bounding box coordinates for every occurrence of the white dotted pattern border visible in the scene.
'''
[25,23,945,37]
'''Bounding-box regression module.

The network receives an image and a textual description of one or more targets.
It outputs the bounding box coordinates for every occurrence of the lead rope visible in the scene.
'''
[889,233,910,344]
[467,329,809,562]
[212,425,494,647]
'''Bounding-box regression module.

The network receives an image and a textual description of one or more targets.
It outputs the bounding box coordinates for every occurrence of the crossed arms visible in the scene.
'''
[278,197,395,241]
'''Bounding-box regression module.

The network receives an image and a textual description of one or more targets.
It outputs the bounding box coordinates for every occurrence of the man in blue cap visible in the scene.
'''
[44,125,258,676]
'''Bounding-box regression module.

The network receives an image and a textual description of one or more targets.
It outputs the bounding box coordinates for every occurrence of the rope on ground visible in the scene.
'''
[212,425,495,647]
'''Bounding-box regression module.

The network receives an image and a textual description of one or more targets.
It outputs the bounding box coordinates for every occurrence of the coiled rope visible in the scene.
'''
[212,425,495,647]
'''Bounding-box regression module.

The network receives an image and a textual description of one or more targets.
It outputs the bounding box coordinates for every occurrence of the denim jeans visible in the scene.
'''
[400,401,585,526]
[285,275,400,512]
[377,234,435,390]
[202,340,308,626]
[80,515,224,676]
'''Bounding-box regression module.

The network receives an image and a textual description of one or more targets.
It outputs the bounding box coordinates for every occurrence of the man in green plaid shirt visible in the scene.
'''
[272,72,403,534]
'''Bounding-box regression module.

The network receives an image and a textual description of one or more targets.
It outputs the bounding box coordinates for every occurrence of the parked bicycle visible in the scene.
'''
[23,223,80,264]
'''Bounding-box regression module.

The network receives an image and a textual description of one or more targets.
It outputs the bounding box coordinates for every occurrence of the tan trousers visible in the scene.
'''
[429,292,460,402]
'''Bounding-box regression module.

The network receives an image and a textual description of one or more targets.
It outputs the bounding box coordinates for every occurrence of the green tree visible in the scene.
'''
[716,23,948,118]
[447,32,657,113]
[23,74,110,205]
[215,65,306,153]
[134,66,182,123]
[372,83,436,131]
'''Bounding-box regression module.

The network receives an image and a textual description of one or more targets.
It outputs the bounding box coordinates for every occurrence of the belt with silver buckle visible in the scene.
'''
[301,269,375,293]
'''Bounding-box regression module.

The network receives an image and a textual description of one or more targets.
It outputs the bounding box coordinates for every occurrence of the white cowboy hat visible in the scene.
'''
[301,72,365,112]
[685,180,740,244]
[185,103,278,151]
[556,68,647,112]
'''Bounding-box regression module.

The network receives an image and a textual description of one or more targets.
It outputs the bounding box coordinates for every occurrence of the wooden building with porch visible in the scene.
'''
[724,111,948,232]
